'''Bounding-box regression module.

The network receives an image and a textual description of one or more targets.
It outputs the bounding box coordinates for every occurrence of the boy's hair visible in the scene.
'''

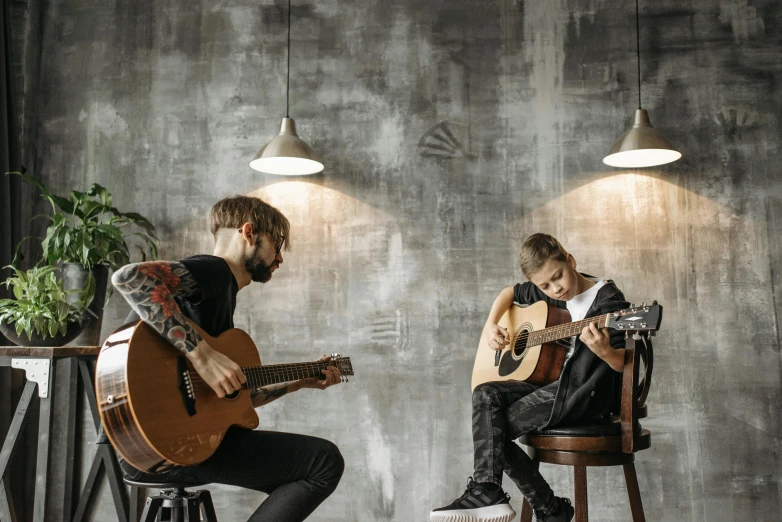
[209,195,290,251]
[519,233,569,278]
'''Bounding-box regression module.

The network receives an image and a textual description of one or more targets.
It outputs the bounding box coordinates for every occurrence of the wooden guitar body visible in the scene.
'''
[471,301,572,391]
[96,321,260,473]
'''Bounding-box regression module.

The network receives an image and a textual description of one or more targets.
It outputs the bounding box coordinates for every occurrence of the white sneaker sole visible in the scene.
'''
[429,503,516,522]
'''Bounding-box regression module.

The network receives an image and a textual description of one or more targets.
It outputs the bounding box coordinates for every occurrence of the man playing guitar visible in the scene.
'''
[103,195,344,522]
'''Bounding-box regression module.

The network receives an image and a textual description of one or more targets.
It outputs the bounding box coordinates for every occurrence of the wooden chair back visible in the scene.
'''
[621,333,654,453]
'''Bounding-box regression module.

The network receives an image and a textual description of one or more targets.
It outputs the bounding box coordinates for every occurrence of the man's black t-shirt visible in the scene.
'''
[96,255,239,445]
[124,255,239,336]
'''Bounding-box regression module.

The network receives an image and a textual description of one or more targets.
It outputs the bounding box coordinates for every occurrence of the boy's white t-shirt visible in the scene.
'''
[566,278,607,322]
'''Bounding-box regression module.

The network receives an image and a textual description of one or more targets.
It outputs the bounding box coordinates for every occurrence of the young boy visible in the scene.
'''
[430,233,630,522]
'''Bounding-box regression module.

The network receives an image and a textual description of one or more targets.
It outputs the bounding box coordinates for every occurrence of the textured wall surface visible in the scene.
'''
[9,0,782,521]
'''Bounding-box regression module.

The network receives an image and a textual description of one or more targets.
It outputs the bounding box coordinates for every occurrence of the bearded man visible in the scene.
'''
[101,195,344,522]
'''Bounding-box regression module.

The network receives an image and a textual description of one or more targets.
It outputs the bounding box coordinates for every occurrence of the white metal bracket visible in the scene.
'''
[11,358,51,398]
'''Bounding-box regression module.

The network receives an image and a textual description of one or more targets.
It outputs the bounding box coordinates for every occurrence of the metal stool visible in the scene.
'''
[124,478,218,522]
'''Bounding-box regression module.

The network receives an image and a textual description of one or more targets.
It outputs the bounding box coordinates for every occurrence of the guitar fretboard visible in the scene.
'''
[241,361,336,388]
[524,313,610,347]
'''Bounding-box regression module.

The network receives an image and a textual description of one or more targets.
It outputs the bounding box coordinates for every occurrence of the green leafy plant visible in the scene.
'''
[8,171,159,270]
[0,265,89,340]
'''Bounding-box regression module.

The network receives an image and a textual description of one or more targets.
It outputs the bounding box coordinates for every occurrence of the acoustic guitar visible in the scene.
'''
[96,319,354,472]
[471,301,662,390]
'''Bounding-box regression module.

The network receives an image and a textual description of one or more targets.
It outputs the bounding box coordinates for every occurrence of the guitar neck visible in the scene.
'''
[527,313,610,347]
[241,361,333,388]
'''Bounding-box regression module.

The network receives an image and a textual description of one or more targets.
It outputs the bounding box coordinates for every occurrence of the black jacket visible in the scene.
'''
[513,276,630,427]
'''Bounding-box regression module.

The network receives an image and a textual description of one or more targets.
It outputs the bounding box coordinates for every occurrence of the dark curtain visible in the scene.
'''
[0,0,22,298]
[1,1,25,520]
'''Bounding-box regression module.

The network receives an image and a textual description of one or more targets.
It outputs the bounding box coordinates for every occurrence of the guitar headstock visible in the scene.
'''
[606,302,663,333]
[330,353,354,377]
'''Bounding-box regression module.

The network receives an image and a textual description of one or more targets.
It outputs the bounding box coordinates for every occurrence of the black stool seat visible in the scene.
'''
[124,477,217,522]
[532,419,642,437]
[123,478,206,489]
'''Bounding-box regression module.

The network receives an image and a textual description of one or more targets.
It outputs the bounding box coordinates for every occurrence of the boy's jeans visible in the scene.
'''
[472,380,559,512]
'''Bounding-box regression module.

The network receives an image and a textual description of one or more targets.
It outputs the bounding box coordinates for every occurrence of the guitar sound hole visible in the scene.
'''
[512,330,529,358]
[224,390,239,400]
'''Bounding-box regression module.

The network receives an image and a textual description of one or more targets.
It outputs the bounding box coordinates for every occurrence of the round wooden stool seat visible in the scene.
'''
[521,429,651,468]
[521,420,651,461]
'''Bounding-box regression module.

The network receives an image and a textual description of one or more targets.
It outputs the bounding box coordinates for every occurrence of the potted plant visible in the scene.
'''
[8,172,159,345]
[0,265,92,347]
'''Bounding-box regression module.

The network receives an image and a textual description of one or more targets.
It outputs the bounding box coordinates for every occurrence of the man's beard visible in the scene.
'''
[245,254,275,283]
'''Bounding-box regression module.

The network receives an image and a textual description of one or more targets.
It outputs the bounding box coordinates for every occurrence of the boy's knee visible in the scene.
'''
[472,383,501,407]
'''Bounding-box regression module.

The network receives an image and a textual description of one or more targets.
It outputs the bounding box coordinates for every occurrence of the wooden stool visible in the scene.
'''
[124,479,218,522]
[519,333,654,522]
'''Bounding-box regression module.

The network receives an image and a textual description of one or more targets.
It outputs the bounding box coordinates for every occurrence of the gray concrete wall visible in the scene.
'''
[11,0,782,520]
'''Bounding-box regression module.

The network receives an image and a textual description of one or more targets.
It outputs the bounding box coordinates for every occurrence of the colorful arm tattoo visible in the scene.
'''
[250,382,294,407]
[111,261,203,354]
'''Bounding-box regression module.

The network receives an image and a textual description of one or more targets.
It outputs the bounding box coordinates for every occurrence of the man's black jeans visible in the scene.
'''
[472,380,559,512]
[121,427,344,522]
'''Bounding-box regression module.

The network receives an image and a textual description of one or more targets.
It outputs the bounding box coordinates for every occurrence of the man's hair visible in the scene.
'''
[209,195,290,251]
[518,233,569,278]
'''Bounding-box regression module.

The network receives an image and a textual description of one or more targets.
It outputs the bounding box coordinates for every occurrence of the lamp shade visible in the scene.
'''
[250,118,324,175]
[603,109,681,168]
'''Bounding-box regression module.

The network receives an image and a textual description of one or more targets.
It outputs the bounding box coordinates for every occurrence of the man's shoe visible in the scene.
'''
[534,498,574,522]
[430,477,516,522]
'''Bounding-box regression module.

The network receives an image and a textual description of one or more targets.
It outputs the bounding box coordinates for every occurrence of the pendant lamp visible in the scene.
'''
[250,0,323,175]
[603,0,681,168]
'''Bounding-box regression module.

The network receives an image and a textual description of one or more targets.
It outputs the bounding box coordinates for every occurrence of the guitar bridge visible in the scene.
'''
[177,357,197,417]
[495,350,501,367]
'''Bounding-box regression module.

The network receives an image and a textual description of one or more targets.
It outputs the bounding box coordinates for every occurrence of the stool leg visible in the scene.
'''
[186,497,200,522]
[623,463,646,522]
[140,497,163,522]
[129,487,141,522]
[519,498,534,522]
[518,445,538,522]
[574,466,588,522]
[198,490,218,522]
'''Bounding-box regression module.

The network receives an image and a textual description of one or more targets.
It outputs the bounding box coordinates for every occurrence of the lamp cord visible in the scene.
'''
[635,0,641,109]
[286,0,291,118]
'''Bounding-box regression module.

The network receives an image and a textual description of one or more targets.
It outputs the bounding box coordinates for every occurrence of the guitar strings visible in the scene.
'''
[502,312,614,359]
[188,362,340,387]
[524,313,611,345]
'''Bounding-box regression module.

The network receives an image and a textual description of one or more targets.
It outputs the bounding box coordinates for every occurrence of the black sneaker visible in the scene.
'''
[430,477,516,522]
[535,498,574,522]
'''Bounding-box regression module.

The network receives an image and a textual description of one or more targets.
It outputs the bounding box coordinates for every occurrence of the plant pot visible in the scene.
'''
[62,263,110,346]
[0,320,89,347]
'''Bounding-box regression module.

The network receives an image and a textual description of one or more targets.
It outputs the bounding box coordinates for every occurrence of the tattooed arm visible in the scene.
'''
[111,261,246,398]
[250,382,301,408]
[111,261,203,352]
